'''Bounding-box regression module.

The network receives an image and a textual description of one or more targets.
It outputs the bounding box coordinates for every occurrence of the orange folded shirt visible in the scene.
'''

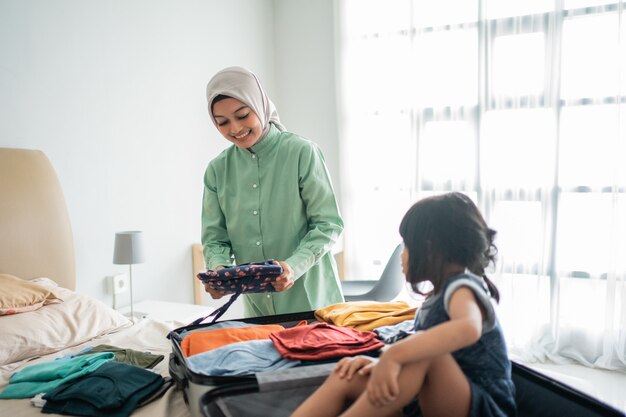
[181,324,285,357]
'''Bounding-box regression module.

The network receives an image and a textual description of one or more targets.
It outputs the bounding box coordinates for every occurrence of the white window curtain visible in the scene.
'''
[337,0,626,369]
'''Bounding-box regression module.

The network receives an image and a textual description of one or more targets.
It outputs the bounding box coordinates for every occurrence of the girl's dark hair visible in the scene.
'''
[399,192,500,302]
[211,94,231,113]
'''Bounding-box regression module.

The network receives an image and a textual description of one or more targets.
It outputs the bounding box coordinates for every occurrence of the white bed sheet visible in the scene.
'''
[0,318,191,417]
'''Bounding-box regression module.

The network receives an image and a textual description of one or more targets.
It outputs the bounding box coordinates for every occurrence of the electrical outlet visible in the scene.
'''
[111,274,129,295]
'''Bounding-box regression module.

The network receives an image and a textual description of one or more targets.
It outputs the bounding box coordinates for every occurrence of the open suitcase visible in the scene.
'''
[513,361,624,417]
[170,310,625,417]
[168,310,338,417]
[199,359,625,417]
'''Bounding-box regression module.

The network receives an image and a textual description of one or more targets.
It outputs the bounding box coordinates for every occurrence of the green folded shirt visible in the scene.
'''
[0,352,114,399]
[75,344,164,369]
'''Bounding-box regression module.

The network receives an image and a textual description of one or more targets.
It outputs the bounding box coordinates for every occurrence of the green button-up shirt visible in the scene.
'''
[202,125,344,317]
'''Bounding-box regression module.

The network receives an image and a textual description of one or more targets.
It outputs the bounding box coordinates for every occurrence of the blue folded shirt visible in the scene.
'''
[187,339,300,376]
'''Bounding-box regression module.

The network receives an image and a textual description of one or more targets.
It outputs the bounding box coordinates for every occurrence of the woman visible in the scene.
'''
[202,66,344,318]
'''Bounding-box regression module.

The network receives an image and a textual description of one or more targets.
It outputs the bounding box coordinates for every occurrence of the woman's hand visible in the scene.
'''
[366,353,402,407]
[333,356,376,381]
[204,265,230,299]
[204,285,229,299]
[272,261,295,292]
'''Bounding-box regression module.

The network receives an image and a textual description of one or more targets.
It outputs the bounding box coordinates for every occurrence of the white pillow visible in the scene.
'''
[0,278,132,366]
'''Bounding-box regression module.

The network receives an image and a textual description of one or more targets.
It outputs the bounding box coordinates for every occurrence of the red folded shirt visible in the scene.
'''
[269,322,384,361]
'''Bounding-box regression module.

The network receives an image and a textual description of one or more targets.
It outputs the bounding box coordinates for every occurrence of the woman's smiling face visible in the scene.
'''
[212,97,263,149]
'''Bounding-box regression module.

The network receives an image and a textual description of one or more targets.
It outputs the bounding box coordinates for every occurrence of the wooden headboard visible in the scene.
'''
[0,148,76,290]
[192,243,205,305]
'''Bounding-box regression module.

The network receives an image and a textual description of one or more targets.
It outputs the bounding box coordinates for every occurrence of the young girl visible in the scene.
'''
[290,192,516,417]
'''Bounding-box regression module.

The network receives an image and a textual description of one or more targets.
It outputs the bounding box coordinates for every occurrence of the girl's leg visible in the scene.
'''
[339,353,471,417]
[417,353,471,417]
[290,370,369,417]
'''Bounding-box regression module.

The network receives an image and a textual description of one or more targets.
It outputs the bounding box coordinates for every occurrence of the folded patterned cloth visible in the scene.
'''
[373,319,415,344]
[195,260,283,323]
[314,301,417,331]
[269,322,384,361]
[197,260,283,293]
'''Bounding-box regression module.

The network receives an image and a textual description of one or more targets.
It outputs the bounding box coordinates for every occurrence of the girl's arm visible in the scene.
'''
[384,286,484,366]
[363,287,485,406]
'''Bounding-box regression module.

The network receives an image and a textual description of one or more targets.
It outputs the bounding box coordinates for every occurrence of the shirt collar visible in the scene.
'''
[248,123,280,156]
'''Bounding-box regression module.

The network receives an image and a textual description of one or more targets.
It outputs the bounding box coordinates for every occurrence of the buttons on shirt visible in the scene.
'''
[251,154,256,159]
[253,210,258,215]
[256,241,261,246]
[252,183,258,189]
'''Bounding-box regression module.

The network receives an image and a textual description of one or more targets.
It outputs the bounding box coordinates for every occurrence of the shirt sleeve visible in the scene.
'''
[201,163,234,270]
[443,276,496,334]
[284,142,344,279]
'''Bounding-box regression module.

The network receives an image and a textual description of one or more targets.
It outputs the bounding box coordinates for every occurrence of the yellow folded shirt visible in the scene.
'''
[315,301,416,331]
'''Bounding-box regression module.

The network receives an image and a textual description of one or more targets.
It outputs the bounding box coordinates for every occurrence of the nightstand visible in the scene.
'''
[118,300,214,325]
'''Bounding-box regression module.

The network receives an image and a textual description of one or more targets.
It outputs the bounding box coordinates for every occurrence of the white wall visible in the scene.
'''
[0,0,276,310]
[273,0,341,206]
[0,0,340,315]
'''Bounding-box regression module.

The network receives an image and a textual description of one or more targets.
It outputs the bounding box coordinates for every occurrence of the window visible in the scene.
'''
[338,0,626,367]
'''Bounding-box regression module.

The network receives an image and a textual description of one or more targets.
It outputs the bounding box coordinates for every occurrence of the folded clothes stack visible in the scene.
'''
[0,346,168,417]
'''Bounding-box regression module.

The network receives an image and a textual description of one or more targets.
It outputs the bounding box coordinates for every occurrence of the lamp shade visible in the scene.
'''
[113,231,146,265]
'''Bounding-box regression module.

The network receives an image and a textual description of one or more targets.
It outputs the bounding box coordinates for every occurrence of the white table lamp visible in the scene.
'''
[113,231,145,322]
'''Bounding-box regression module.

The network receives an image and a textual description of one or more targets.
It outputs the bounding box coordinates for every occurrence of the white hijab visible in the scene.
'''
[206,66,285,137]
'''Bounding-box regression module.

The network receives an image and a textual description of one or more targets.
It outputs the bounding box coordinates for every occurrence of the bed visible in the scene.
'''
[0,148,191,417]
[4,148,623,417]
